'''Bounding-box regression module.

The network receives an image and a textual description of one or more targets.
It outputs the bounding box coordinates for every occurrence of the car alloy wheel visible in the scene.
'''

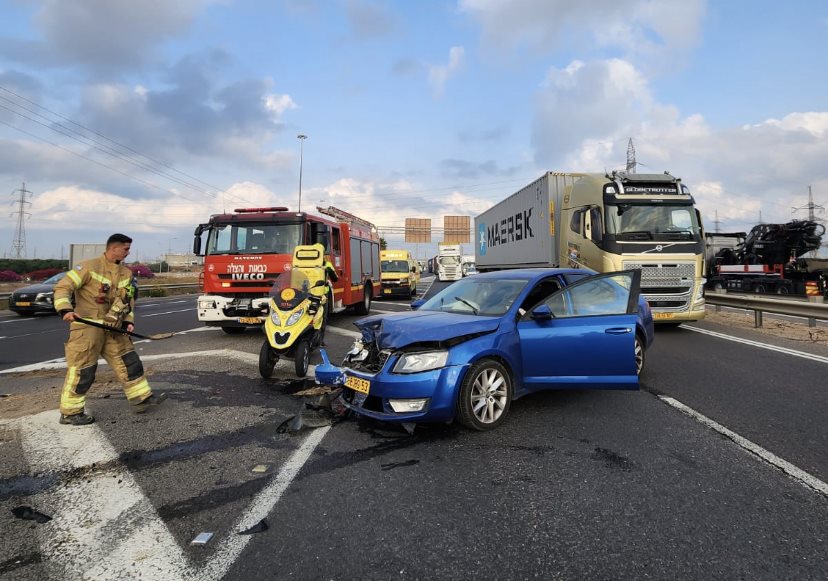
[457,359,512,431]
[634,334,645,376]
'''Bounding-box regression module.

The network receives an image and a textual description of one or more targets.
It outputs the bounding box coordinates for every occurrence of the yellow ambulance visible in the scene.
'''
[380,250,419,298]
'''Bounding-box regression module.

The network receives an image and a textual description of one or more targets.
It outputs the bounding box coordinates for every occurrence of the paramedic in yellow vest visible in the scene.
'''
[53,233,166,425]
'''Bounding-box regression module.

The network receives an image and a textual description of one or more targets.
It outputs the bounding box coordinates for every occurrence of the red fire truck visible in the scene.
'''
[194,205,381,333]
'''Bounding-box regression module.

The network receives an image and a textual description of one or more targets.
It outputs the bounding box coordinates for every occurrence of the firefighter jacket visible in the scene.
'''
[54,254,137,326]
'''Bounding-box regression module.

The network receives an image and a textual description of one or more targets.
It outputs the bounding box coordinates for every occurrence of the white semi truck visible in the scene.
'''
[475,171,706,324]
[436,243,463,282]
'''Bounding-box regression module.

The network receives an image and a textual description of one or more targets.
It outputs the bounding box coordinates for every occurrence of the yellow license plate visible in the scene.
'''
[15,301,31,306]
[384,289,392,294]
[345,375,371,394]
[653,312,675,320]
[239,317,263,324]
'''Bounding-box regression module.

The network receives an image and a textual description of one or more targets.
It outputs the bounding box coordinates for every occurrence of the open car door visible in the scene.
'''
[518,269,641,391]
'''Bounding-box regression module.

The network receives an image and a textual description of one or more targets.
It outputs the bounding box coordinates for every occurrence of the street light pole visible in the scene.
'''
[297,134,307,212]
[167,237,177,273]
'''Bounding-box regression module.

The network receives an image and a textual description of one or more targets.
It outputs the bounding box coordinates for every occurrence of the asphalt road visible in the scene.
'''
[1,274,826,580]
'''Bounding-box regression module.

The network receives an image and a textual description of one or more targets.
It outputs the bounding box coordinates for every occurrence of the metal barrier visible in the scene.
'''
[0,283,200,311]
[705,291,828,328]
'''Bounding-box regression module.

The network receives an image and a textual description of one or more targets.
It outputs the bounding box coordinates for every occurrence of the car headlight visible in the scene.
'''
[36,292,54,303]
[392,350,448,374]
[198,299,216,309]
[286,308,305,327]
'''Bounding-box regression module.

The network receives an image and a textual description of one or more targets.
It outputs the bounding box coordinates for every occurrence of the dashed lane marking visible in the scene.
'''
[659,396,828,497]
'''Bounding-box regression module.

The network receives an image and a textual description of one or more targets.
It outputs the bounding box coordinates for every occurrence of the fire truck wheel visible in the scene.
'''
[294,341,310,377]
[354,287,372,315]
[222,326,245,335]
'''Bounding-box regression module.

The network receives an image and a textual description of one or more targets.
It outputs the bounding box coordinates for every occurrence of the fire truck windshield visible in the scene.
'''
[605,204,701,241]
[206,223,303,255]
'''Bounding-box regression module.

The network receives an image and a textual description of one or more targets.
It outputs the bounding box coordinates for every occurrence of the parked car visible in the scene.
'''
[8,271,67,316]
[335,268,654,430]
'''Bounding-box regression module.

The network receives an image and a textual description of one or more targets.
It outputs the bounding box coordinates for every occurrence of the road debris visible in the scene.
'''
[237,518,269,535]
[191,532,214,545]
[11,506,52,524]
[251,464,270,473]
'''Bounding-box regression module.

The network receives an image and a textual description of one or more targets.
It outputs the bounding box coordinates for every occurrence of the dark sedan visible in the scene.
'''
[8,272,67,316]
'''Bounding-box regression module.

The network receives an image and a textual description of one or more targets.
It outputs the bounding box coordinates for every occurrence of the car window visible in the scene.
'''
[541,272,635,318]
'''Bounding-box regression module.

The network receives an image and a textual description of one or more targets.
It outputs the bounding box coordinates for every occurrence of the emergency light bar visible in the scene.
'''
[233,207,289,213]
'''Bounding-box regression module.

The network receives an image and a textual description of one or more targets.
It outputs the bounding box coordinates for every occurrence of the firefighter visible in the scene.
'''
[53,233,166,425]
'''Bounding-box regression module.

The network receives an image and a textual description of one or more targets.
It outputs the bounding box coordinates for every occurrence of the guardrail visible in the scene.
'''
[0,283,200,310]
[705,291,828,328]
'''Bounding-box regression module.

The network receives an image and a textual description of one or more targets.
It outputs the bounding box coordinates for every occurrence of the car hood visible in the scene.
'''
[353,310,501,349]
[13,282,55,296]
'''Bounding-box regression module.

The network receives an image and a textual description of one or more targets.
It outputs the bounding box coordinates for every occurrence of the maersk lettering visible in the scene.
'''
[487,208,533,248]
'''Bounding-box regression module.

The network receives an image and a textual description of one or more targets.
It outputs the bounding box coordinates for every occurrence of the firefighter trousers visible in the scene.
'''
[59,324,153,416]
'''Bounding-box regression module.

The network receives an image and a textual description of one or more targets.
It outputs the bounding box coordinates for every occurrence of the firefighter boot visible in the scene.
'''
[59,412,95,426]
[134,392,168,413]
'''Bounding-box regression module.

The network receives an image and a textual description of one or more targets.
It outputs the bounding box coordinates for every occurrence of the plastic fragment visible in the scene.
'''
[238,518,269,535]
[191,532,214,545]
[11,506,51,524]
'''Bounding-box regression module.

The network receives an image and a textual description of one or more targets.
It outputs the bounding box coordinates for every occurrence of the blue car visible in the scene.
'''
[332,268,654,431]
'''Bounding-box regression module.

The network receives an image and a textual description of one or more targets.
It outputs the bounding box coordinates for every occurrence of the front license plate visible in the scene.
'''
[345,375,371,395]
[653,312,675,320]
[15,301,31,306]
[238,317,263,324]
[384,289,392,294]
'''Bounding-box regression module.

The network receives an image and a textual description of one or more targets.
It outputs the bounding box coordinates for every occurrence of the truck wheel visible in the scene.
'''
[222,326,245,335]
[754,284,766,294]
[259,341,278,378]
[294,341,310,377]
[457,359,512,431]
[354,286,372,315]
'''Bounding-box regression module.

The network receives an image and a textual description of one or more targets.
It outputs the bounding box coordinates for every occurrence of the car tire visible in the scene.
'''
[259,341,278,378]
[457,359,512,431]
[635,333,645,376]
[294,340,310,377]
[222,326,245,335]
[354,286,371,315]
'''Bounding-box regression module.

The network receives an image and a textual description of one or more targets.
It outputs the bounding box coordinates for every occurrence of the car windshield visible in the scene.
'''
[206,222,303,255]
[418,277,529,316]
[382,260,409,273]
[43,272,67,284]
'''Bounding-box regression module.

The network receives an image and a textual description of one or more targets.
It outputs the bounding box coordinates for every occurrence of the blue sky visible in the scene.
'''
[1,0,826,262]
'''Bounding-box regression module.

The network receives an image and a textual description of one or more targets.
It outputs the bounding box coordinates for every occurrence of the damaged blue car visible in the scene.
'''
[328,268,653,431]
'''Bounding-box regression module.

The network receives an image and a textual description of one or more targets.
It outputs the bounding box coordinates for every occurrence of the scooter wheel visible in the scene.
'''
[294,341,310,377]
[259,341,278,378]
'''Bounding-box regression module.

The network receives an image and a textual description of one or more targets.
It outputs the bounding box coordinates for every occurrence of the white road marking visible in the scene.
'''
[13,411,192,580]
[659,396,828,497]
[327,326,362,339]
[143,308,197,317]
[370,308,399,314]
[684,325,828,365]
[3,388,331,580]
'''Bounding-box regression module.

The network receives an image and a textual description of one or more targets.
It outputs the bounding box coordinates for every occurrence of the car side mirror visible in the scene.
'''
[411,266,416,273]
[531,304,553,321]
[410,298,425,310]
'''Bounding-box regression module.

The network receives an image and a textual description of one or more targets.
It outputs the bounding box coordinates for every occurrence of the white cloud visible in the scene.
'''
[264,93,297,117]
[530,57,828,233]
[428,46,465,98]
[459,0,704,71]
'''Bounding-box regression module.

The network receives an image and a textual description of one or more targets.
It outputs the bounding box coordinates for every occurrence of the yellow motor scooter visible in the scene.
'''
[259,244,329,378]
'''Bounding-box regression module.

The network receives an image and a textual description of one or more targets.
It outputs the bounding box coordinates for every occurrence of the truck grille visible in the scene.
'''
[623,261,696,312]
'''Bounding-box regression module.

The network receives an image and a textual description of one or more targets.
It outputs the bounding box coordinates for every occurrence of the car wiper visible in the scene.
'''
[454,296,478,315]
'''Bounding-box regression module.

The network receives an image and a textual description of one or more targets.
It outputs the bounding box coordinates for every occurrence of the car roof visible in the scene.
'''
[468,267,598,282]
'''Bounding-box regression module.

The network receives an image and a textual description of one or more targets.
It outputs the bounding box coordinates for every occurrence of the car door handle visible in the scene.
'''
[605,327,632,334]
